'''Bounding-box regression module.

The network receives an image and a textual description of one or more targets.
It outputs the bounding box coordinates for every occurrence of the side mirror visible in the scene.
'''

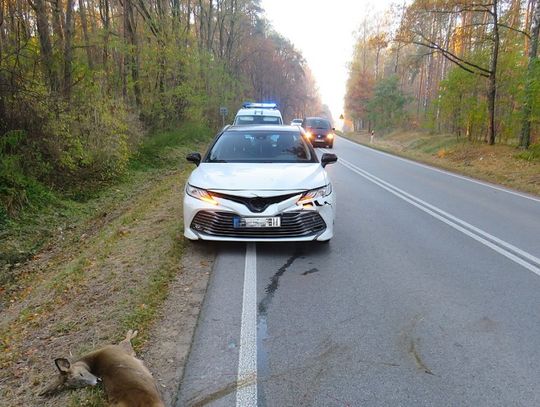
[332,127,335,131]
[186,152,201,166]
[321,153,337,168]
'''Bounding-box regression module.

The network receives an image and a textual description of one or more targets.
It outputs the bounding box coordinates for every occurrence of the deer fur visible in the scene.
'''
[40,330,164,407]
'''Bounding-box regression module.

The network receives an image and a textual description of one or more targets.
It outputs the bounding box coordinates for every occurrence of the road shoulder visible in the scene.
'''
[340,132,540,197]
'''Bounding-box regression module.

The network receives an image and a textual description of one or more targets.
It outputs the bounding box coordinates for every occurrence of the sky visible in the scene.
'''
[261,0,391,121]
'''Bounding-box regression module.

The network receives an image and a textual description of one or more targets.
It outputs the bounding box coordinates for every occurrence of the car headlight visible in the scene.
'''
[304,131,313,139]
[297,184,332,204]
[186,184,219,205]
[327,133,334,139]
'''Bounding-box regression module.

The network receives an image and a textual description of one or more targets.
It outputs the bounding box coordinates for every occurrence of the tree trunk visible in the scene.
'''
[487,0,499,145]
[375,48,381,79]
[225,0,237,64]
[100,0,110,70]
[51,0,64,50]
[206,0,213,52]
[520,0,540,149]
[186,0,191,40]
[78,0,94,69]
[124,0,142,108]
[198,0,204,49]
[30,0,58,92]
[0,0,4,126]
[63,0,74,98]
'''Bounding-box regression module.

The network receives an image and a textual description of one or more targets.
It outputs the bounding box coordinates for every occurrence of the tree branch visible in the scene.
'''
[413,31,492,74]
[411,40,491,77]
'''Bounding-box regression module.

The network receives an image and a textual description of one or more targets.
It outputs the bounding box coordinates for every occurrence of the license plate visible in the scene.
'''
[233,216,281,228]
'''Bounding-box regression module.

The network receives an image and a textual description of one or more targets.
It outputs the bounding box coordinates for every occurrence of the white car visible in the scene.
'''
[233,102,283,125]
[184,125,337,242]
[290,118,303,126]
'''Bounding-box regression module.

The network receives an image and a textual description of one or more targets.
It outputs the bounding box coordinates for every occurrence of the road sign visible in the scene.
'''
[220,107,228,127]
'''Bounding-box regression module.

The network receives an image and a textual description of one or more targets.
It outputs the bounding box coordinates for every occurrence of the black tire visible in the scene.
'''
[327,142,333,148]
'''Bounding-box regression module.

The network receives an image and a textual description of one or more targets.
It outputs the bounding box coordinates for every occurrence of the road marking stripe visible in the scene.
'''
[338,158,540,277]
[236,243,258,407]
[337,136,540,203]
[339,157,540,268]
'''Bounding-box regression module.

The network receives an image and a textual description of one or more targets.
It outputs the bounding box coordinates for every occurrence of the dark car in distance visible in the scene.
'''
[302,117,335,148]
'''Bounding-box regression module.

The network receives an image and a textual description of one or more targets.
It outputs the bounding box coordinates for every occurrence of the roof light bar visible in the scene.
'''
[242,102,278,109]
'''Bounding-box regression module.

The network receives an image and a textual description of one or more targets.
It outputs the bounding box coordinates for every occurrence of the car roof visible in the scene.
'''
[235,108,282,117]
[305,116,330,121]
[224,125,301,132]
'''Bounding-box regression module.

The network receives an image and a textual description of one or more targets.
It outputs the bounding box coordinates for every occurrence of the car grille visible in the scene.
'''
[212,192,299,213]
[191,211,326,238]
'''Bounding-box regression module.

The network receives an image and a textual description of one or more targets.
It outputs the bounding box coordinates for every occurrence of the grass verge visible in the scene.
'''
[341,130,540,197]
[0,123,210,292]
[0,124,213,406]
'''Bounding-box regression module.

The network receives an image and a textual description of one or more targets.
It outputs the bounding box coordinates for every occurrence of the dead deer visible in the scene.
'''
[40,330,164,407]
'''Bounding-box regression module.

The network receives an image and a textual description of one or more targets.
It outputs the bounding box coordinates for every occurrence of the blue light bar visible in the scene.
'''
[242,102,278,109]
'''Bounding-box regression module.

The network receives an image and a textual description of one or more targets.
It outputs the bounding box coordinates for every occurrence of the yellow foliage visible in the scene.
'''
[437,148,447,158]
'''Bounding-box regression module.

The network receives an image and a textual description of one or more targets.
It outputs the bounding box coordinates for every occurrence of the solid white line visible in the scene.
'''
[337,136,540,203]
[339,157,540,268]
[236,243,258,407]
[338,158,540,277]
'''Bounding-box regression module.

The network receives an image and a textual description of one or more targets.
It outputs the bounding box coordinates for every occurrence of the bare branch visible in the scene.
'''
[412,31,492,74]
[411,38,491,77]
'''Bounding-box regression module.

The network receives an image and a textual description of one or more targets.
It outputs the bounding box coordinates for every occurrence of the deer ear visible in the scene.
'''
[54,358,71,373]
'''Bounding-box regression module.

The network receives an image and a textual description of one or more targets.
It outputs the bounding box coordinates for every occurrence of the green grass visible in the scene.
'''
[516,143,540,162]
[68,386,106,407]
[406,135,461,154]
[1,124,213,407]
[130,123,211,170]
[119,213,186,349]
[0,123,212,291]
[48,256,90,293]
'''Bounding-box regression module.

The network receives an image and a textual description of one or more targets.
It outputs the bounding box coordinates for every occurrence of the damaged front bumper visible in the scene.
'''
[183,190,335,242]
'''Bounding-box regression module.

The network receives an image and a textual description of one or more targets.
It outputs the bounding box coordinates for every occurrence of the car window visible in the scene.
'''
[234,115,282,125]
[206,131,316,163]
[305,118,330,129]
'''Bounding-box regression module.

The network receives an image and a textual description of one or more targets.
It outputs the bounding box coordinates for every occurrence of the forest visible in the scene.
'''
[345,0,540,149]
[0,0,322,220]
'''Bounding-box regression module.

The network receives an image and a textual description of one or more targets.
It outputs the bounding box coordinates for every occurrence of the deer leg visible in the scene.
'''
[118,329,138,356]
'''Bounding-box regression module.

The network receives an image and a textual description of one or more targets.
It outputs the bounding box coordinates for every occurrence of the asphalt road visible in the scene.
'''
[176,136,540,407]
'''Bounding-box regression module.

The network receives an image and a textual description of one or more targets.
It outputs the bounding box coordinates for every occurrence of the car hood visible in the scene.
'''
[188,163,328,195]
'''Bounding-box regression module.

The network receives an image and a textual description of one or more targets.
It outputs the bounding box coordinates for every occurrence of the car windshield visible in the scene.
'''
[206,130,316,163]
[305,118,330,129]
[234,115,282,125]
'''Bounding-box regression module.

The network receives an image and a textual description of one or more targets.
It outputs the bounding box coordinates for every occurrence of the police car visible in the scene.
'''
[233,102,283,125]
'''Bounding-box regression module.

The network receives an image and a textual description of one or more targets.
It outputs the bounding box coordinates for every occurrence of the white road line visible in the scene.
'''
[236,243,258,407]
[337,136,540,203]
[339,157,540,268]
[338,158,540,277]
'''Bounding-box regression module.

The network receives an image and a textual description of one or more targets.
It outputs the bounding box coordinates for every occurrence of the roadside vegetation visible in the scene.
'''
[344,0,540,151]
[0,0,324,309]
[0,0,323,251]
[0,125,210,405]
[343,130,540,196]
[0,1,324,405]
